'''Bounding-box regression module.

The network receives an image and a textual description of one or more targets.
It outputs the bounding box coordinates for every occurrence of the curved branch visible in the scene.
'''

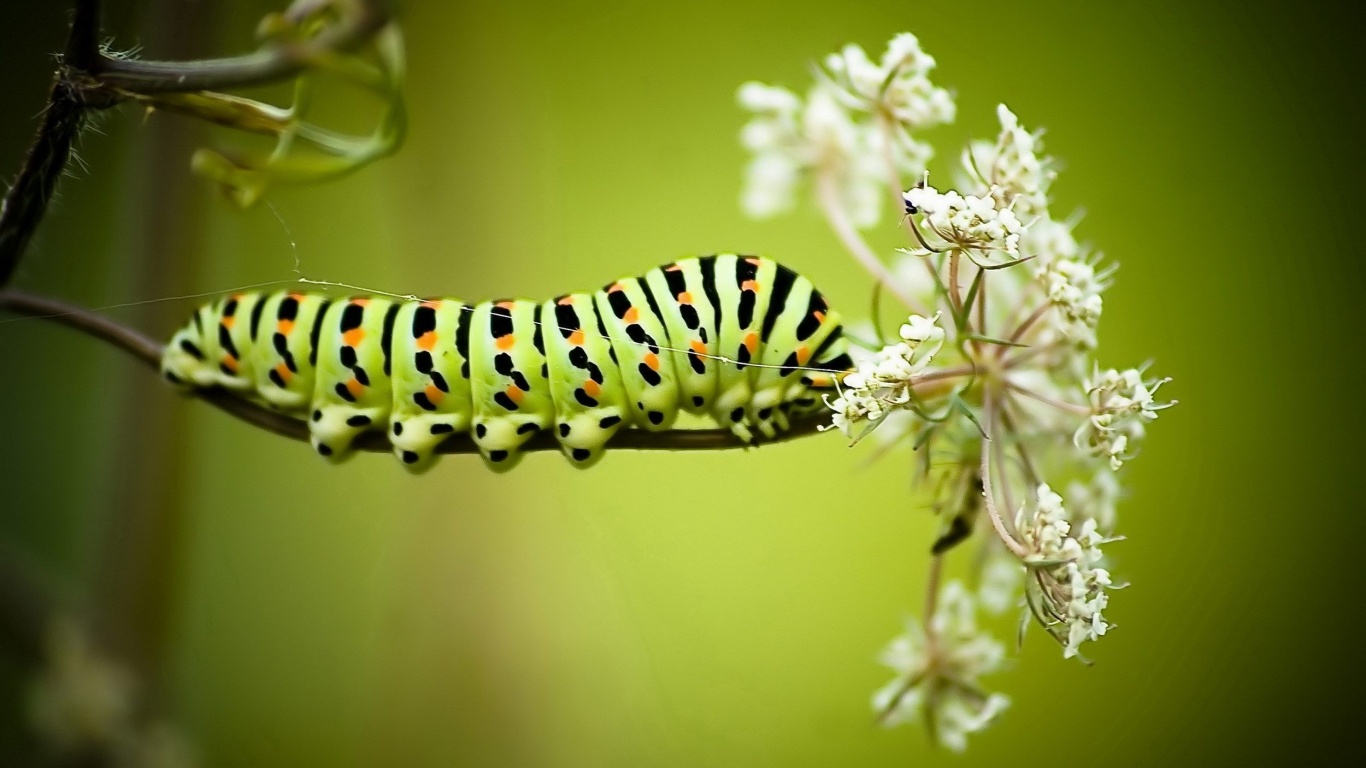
[0,290,834,454]
[92,0,391,93]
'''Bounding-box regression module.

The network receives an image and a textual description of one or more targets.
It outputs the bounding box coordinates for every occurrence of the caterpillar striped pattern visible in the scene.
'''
[161,255,853,472]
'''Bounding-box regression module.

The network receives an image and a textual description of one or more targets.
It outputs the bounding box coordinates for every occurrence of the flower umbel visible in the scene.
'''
[736,30,1175,752]
[1075,366,1175,470]
[822,313,944,440]
[738,34,954,229]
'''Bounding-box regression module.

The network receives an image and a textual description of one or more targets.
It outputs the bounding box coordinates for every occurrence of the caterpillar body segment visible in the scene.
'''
[161,256,851,472]
[388,299,474,471]
[250,293,331,412]
[543,292,631,468]
[595,278,680,432]
[643,259,719,415]
[310,297,396,461]
[468,300,556,471]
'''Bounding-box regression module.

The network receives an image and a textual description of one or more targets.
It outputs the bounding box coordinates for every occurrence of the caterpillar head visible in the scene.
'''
[162,309,217,390]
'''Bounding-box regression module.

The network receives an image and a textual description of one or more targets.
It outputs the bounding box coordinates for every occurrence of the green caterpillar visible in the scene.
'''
[161,255,852,472]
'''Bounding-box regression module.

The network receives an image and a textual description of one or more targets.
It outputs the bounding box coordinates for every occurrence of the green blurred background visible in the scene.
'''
[1,0,1362,765]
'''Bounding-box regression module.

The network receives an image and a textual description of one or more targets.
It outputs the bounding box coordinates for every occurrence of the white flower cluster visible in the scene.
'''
[962,105,1055,220]
[823,314,944,440]
[1075,367,1174,470]
[1015,485,1116,659]
[737,82,805,219]
[904,183,1027,259]
[821,33,955,127]
[1035,253,1111,347]
[873,582,1010,751]
[738,33,954,228]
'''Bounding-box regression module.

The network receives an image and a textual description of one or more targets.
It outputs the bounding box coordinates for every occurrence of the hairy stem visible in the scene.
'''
[0,0,106,288]
[980,394,1030,559]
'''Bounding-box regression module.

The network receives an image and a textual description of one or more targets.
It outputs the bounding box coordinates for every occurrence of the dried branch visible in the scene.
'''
[0,0,108,288]
[0,290,836,454]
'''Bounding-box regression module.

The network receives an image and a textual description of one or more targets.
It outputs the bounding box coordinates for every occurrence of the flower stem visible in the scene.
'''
[980,395,1031,559]
[923,554,944,643]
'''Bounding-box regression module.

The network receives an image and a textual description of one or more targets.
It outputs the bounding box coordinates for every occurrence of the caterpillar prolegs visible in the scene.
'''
[161,255,853,472]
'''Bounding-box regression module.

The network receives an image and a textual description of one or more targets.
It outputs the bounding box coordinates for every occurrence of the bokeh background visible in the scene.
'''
[1,0,1363,765]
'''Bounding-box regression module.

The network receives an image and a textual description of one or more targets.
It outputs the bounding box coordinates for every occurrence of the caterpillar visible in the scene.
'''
[161,255,853,472]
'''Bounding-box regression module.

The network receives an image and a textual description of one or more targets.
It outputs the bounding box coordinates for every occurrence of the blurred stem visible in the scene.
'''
[814,170,928,316]
[922,554,943,644]
[876,113,946,319]
[1004,302,1049,353]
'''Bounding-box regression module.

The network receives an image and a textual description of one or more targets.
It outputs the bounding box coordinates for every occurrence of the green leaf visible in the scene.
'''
[950,395,987,438]
[964,334,1029,348]
[954,268,984,331]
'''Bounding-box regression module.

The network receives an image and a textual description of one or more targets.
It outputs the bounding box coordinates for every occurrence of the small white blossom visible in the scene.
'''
[737,83,888,227]
[804,88,887,227]
[1020,214,1081,267]
[822,313,944,440]
[1035,253,1111,347]
[963,104,1054,219]
[1074,366,1175,470]
[904,182,1027,259]
[739,33,955,230]
[873,582,1009,750]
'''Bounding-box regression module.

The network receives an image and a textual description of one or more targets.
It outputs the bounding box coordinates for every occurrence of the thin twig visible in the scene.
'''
[92,1,391,93]
[0,290,838,454]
